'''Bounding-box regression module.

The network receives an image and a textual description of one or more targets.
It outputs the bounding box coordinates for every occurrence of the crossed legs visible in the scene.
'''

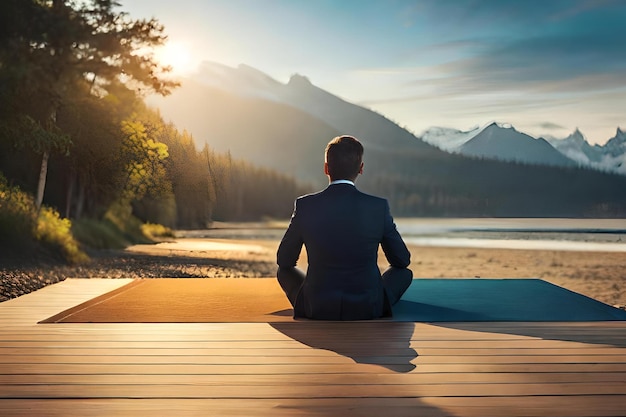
[277,266,413,308]
[276,266,306,307]
[381,266,413,305]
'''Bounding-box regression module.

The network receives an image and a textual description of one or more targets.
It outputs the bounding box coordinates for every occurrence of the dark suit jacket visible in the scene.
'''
[277,183,411,320]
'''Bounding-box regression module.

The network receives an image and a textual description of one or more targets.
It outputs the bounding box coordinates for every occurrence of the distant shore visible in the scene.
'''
[1,233,624,310]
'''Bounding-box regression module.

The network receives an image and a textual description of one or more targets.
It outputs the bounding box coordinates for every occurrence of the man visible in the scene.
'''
[277,135,413,320]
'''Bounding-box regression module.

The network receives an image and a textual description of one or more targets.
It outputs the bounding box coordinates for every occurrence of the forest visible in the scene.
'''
[0,0,308,262]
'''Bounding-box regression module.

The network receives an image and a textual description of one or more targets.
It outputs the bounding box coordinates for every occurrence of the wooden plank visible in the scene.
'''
[3,363,626,374]
[2,397,626,417]
[2,353,625,365]
[2,347,624,356]
[2,381,626,398]
[0,339,619,348]
[6,321,626,335]
[2,372,626,386]
[4,328,622,342]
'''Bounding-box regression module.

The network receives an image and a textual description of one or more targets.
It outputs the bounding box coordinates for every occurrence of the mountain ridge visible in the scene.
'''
[422,123,626,175]
[460,123,576,167]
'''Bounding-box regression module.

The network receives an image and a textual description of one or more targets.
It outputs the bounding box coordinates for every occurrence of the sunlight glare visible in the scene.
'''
[157,41,195,75]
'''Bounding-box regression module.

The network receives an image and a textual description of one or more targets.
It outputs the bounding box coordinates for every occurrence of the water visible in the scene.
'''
[181,218,626,252]
[396,218,626,252]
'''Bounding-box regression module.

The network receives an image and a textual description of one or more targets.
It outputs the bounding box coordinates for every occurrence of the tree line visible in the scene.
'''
[359,148,626,217]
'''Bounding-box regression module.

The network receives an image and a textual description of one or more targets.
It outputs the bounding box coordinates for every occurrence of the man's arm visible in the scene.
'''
[277,199,304,267]
[380,201,411,268]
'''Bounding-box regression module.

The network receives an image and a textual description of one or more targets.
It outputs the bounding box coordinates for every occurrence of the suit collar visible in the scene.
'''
[329,179,355,186]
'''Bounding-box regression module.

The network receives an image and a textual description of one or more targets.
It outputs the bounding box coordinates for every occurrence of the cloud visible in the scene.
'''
[401,1,626,95]
[537,122,567,130]
[402,0,626,26]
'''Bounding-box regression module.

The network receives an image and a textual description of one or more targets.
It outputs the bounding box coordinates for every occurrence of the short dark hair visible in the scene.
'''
[325,135,363,180]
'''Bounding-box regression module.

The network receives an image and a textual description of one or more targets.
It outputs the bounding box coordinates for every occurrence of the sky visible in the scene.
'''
[121,0,626,145]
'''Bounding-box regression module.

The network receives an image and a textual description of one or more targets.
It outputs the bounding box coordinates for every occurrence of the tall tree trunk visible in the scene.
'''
[35,150,49,210]
[37,108,58,210]
[65,171,75,218]
[75,179,85,220]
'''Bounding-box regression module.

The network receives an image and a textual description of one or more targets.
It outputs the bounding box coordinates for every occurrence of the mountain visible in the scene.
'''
[544,129,604,165]
[603,128,626,158]
[419,126,482,151]
[459,123,576,167]
[546,127,626,175]
[150,77,341,187]
[181,62,432,153]
[599,128,626,175]
[421,123,626,175]
[147,63,626,217]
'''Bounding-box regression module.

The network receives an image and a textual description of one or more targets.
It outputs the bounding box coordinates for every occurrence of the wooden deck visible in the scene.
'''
[1,278,625,416]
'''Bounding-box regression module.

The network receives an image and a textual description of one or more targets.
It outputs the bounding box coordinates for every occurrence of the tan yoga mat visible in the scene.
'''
[41,278,626,323]
[41,278,294,323]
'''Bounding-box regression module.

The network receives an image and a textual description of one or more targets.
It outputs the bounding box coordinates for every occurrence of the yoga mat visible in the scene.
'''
[41,278,626,323]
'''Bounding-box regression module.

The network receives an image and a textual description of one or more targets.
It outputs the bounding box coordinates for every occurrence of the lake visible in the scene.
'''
[181,218,626,252]
[396,218,626,252]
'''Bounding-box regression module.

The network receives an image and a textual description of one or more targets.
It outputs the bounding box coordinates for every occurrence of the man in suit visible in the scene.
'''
[277,135,413,320]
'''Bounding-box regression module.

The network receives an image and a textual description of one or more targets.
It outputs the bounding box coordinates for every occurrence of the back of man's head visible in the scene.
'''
[325,135,364,181]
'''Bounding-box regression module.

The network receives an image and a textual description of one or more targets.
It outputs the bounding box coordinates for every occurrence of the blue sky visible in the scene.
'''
[122,0,626,144]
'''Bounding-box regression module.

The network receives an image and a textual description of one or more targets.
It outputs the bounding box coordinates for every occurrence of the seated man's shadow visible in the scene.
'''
[270,320,418,373]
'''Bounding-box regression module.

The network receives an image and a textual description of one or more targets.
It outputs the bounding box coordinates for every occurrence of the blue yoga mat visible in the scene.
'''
[393,279,626,322]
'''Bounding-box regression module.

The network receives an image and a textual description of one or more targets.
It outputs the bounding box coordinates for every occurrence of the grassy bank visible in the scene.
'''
[0,173,173,265]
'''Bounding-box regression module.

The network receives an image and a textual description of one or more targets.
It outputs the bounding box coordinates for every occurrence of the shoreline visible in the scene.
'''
[1,237,624,310]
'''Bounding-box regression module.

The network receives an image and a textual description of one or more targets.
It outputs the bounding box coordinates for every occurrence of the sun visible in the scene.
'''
[156,41,195,75]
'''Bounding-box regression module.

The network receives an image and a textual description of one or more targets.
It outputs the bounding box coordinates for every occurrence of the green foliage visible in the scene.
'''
[0,172,87,263]
[120,117,170,203]
[0,0,179,221]
[103,200,154,245]
[0,114,72,156]
[132,194,177,228]
[141,223,175,241]
[205,148,311,222]
[155,125,213,228]
[0,174,37,251]
[35,206,88,264]
[71,207,174,251]
[71,218,131,250]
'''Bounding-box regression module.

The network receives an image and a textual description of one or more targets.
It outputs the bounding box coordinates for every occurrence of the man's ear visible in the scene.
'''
[324,162,330,175]
[358,162,363,175]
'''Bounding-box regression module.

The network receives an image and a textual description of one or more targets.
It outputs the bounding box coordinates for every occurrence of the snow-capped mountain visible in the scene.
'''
[419,125,482,151]
[547,128,626,174]
[459,123,575,167]
[604,128,626,157]
[545,129,604,165]
[421,122,626,175]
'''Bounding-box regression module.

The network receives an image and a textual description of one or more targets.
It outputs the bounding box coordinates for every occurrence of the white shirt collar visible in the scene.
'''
[330,179,355,186]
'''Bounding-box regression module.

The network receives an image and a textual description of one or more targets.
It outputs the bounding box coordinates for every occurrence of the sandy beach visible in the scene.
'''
[1,231,625,309]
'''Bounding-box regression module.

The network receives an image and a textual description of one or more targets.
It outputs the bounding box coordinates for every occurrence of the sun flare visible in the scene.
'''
[156,41,195,75]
